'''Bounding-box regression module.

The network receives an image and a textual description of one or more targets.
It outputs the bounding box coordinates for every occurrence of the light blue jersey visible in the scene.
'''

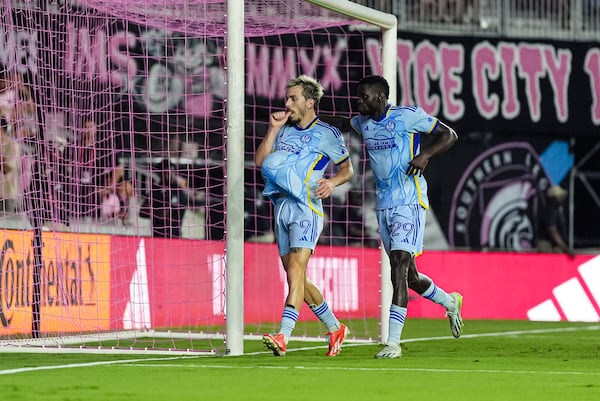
[261,117,350,216]
[350,105,438,210]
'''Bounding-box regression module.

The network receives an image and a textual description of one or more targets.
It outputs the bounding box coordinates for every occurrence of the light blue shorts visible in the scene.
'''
[274,197,323,256]
[376,205,425,256]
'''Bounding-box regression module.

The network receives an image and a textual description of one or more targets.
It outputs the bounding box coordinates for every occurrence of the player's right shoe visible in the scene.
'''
[374,343,401,359]
[446,292,464,338]
[262,333,287,356]
[326,323,348,357]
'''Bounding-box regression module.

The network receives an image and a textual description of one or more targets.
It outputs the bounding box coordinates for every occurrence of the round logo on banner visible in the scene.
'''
[448,142,552,250]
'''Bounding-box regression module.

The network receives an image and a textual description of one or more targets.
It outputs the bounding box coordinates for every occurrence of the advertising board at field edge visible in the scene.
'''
[0,230,111,336]
[2,230,598,337]
[111,237,599,326]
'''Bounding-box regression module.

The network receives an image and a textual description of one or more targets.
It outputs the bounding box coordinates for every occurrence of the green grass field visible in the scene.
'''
[1,320,599,401]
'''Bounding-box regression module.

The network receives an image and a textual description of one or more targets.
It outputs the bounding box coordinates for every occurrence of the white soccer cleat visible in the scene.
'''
[374,342,401,359]
[446,292,464,338]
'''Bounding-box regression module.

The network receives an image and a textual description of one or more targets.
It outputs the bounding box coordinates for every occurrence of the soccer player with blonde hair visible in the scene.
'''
[255,75,354,357]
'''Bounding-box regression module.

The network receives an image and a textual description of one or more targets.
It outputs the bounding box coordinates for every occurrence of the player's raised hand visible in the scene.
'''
[270,110,291,129]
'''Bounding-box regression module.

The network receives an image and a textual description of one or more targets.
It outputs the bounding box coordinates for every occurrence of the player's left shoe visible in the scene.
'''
[446,292,464,338]
[326,323,348,357]
[262,333,287,356]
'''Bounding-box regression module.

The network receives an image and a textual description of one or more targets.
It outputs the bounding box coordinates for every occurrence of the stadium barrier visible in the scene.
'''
[1,229,598,336]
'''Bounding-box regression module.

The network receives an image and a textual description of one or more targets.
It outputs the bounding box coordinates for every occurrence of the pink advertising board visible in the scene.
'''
[109,237,600,329]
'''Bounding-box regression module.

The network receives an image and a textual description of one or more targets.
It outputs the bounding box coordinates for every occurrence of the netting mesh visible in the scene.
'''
[82,0,355,36]
[0,0,381,351]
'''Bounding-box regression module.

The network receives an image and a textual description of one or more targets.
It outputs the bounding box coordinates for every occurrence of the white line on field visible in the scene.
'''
[122,363,600,376]
[0,325,598,376]
[0,355,199,375]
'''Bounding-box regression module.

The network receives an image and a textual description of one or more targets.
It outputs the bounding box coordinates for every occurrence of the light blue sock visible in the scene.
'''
[310,301,340,332]
[279,306,299,340]
[387,304,407,345]
[420,274,453,309]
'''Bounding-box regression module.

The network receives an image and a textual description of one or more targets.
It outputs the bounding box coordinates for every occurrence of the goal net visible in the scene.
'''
[0,0,391,354]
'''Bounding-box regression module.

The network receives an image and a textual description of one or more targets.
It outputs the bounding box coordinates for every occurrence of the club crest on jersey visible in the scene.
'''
[386,121,395,131]
[301,134,311,143]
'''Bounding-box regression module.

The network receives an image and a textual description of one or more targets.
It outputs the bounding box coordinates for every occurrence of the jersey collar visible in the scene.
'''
[295,116,319,130]
[373,104,391,122]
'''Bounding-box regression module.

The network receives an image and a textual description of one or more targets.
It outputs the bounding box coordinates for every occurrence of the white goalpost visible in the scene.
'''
[0,0,397,356]
[224,0,246,357]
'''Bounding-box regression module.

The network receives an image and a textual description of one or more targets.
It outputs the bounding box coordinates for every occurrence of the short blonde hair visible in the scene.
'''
[286,75,324,108]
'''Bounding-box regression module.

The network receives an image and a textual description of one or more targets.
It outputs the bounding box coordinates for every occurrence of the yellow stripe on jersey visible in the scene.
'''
[409,133,429,210]
[426,117,439,134]
[304,154,325,216]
